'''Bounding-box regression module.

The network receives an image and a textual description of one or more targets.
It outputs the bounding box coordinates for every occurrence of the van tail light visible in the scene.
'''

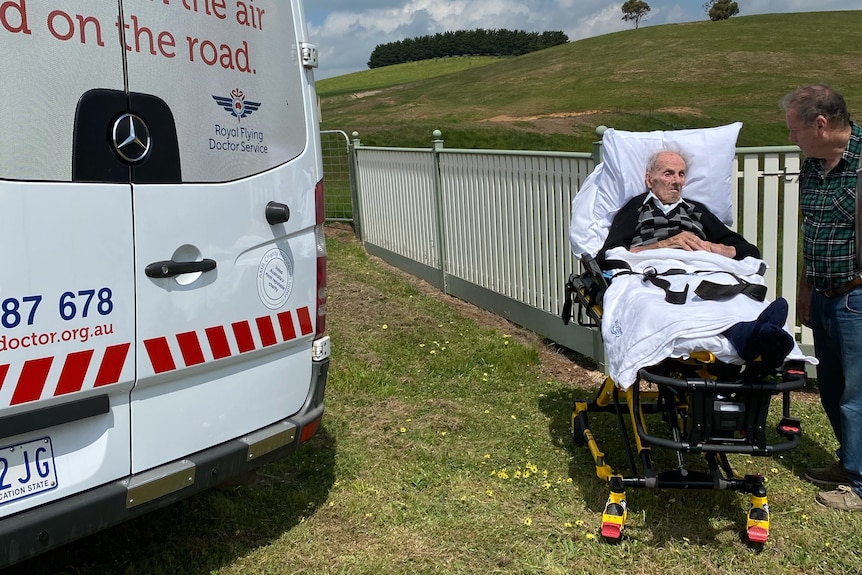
[314,179,327,338]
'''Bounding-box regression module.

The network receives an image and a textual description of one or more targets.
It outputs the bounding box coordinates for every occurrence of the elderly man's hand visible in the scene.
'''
[631,231,737,258]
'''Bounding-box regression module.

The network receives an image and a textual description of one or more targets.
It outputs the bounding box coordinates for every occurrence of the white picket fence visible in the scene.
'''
[345,130,809,366]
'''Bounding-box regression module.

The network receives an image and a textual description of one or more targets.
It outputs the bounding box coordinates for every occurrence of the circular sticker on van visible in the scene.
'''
[257,248,294,309]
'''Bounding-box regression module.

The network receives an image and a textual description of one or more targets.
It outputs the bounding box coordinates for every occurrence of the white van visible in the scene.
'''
[0,0,328,566]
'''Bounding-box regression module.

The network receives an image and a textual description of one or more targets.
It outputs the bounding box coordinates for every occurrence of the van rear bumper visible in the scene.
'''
[0,356,329,569]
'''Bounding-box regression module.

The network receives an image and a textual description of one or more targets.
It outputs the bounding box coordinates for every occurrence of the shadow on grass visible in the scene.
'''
[7,427,338,575]
[538,378,826,547]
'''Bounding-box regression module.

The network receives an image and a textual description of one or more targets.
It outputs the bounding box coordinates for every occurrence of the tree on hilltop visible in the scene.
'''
[704,0,740,21]
[621,0,651,29]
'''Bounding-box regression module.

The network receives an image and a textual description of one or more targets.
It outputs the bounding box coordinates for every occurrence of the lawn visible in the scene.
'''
[12,225,862,575]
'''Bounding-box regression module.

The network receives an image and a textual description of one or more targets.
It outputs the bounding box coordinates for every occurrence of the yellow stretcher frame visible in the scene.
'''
[563,261,806,545]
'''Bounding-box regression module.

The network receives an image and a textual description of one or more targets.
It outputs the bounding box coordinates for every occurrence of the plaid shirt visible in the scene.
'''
[800,122,862,291]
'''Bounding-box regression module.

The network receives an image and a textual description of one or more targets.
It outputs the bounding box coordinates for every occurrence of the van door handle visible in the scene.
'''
[265,201,290,225]
[145,259,217,278]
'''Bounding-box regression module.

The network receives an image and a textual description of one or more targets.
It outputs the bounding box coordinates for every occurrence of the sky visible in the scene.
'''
[304,0,860,79]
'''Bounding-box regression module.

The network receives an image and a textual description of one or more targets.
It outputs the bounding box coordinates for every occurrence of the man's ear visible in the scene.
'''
[815,114,829,131]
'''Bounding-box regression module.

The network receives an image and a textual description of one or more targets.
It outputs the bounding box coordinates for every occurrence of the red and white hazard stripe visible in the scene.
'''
[0,342,132,406]
[143,307,314,375]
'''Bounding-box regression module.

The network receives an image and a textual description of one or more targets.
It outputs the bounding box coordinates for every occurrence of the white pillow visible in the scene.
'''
[569,122,742,258]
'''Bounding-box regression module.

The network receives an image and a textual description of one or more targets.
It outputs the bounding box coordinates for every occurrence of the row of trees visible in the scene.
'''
[622,0,740,29]
[367,29,569,69]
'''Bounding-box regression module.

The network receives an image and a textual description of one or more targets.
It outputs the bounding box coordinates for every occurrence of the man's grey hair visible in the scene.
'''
[779,83,851,127]
[646,148,692,173]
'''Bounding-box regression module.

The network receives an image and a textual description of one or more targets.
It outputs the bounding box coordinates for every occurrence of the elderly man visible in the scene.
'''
[596,149,794,371]
[597,149,760,266]
[781,84,862,511]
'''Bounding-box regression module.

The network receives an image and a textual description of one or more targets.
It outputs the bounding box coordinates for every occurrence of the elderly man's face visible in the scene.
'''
[646,152,686,205]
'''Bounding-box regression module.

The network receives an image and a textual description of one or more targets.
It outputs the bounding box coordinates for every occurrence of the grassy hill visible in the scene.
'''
[317,11,862,151]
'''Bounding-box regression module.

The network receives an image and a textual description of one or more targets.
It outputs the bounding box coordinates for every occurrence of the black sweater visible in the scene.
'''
[596,192,760,268]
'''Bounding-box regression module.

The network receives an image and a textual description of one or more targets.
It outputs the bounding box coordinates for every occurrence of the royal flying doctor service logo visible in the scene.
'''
[212,88,261,121]
[210,88,269,155]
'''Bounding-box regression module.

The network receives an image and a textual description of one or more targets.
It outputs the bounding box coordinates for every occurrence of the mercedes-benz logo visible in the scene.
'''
[111,113,151,163]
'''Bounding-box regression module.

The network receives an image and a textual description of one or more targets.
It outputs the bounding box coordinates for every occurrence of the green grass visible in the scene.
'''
[12,226,862,574]
[316,56,506,97]
[319,11,862,151]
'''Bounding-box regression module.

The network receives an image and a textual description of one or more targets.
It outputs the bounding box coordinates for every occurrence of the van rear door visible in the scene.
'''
[0,1,135,513]
[122,2,320,472]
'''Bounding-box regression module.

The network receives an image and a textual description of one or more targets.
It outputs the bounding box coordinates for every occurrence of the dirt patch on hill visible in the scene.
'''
[480,109,612,137]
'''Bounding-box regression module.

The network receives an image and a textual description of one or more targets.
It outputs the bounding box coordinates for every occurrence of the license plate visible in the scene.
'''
[0,437,58,506]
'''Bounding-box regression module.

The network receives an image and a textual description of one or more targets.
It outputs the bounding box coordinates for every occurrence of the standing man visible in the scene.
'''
[781,84,862,510]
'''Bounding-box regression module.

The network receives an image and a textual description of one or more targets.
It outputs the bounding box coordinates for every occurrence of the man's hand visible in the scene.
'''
[797,275,812,328]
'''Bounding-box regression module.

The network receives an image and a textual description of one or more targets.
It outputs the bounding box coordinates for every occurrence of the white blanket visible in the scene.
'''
[600,247,816,389]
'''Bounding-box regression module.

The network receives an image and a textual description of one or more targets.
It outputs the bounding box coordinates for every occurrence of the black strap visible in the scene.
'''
[610,266,765,305]
[694,279,767,302]
[643,275,689,304]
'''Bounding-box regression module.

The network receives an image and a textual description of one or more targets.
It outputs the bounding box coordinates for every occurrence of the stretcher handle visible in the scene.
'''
[638,367,806,394]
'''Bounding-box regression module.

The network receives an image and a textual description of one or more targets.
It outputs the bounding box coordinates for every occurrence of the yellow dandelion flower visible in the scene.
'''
[484,454,491,459]
[585,533,595,540]
[399,427,406,433]
[771,467,779,474]
[498,471,509,480]
[515,470,522,479]
[543,481,552,489]
[440,431,447,436]
[564,522,573,528]
[430,350,437,355]
[486,489,494,497]
[484,409,490,414]
[504,341,510,346]
[382,324,388,330]
[523,517,532,526]
[567,478,573,484]
[575,520,584,527]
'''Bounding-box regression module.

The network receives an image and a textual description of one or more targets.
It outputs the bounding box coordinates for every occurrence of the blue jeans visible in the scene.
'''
[811,286,862,496]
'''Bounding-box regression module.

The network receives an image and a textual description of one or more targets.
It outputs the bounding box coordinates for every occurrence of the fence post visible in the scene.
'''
[431,129,449,293]
[594,125,608,164]
[349,131,362,240]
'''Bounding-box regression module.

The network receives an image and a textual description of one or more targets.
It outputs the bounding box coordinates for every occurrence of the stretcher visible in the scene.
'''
[562,124,814,544]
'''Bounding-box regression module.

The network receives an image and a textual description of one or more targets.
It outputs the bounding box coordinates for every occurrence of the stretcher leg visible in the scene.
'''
[601,480,627,541]
[745,476,769,543]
